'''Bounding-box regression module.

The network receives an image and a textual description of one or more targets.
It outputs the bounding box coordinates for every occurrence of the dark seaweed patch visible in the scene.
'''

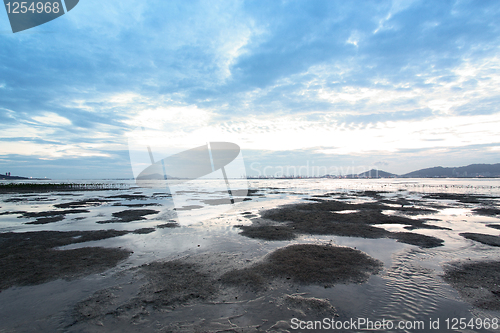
[245,200,445,247]
[21,209,90,219]
[132,228,156,234]
[460,233,500,247]
[220,244,383,290]
[152,193,172,198]
[157,222,180,228]
[112,203,161,208]
[107,194,147,200]
[423,193,495,204]
[26,215,65,225]
[236,225,297,241]
[97,209,159,224]
[358,190,390,197]
[0,210,28,216]
[270,199,437,216]
[472,207,500,216]
[0,230,131,291]
[18,209,90,224]
[389,232,444,248]
[486,224,500,230]
[173,205,204,211]
[245,189,264,197]
[54,198,114,209]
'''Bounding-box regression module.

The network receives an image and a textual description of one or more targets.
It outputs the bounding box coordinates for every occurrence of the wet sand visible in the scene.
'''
[444,261,500,310]
[69,244,376,331]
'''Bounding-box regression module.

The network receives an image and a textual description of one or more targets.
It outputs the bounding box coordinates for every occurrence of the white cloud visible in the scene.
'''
[125,105,213,130]
[0,141,111,159]
[31,113,72,126]
[121,98,500,158]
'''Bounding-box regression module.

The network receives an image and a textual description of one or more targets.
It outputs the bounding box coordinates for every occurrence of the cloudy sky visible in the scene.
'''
[1,0,499,179]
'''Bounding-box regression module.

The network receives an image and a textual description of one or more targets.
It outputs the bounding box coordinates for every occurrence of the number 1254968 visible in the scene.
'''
[5,2,60,14]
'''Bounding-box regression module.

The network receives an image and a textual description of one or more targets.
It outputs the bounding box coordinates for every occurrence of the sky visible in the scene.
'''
[0,0,499,179]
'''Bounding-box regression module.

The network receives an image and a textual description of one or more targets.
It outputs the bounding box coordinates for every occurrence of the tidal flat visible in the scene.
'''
[1,178,500,332]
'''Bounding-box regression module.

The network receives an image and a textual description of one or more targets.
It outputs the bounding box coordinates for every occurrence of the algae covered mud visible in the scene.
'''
[1,178,500,332]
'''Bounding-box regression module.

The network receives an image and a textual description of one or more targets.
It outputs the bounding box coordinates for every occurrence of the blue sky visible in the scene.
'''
[1,0,499,179]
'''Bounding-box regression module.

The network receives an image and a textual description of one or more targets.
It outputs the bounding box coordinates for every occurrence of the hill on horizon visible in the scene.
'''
[349,163,500,178]
[401,163,500,178]
[355,169,397,178]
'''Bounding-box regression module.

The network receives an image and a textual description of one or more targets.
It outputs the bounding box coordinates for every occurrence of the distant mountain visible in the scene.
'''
[337,169,396,178]
[136,173,182,180]
[401,163,500,178]
[337,163,500,179]
[136,173,167,180]
[357,169,397,178]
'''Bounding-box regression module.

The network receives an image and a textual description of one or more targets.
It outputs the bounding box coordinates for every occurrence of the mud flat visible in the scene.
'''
[73,260,219,326]
[487,224,500,230]
[70,244,378,330]
[460,232,500,247]
[54,198,115,209]
[156,222,180,228]
[97,209,159,223]
[473,207,500,217]
[0,208,92,224]
[71,253,238,330]
[220,244,383,290]
[106,194,148,200]
[0,230,132,291]
[237,198,445,248]
[237,224,297,241]
[443,261,500,310]
[23,209,91,224]
[2,185,500,331]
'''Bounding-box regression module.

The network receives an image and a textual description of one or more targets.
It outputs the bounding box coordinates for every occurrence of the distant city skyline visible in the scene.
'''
[1,1,499,179]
